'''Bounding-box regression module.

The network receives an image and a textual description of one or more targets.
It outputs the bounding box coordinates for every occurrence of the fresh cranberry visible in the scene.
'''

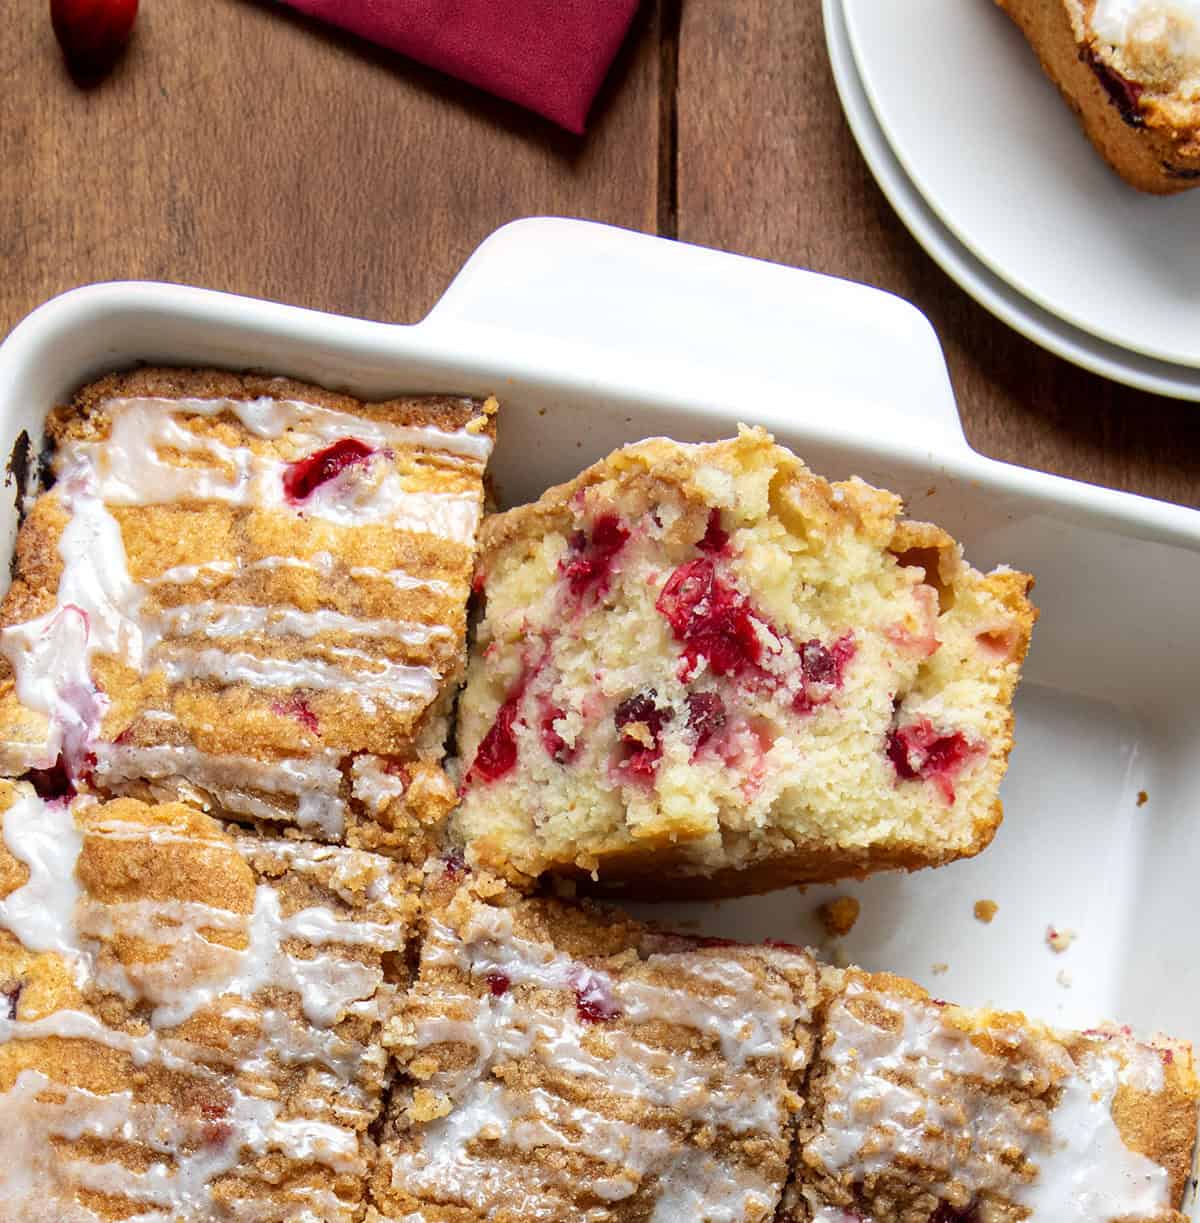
[614,688,675,781]
[685,691,726,752]
[441,848,468,880]
[1088,54,1145,127]
[485,971,510,997]
[201,1121,233,1148]
[2,982,22,1020]
[51,0,138,80]
[930,1203,978,1222]
[656,559,768,679]
[560,515,629,601]
[886,717,982,804]
[24,755,78,802]
[467,693,522,784]
[696,508,729,554]
[383,759,411,782]
[571,968,621,1024]
[270,694,319,734]
[793,634,857,713]
[539,704,577,765]
[282,438,375,503]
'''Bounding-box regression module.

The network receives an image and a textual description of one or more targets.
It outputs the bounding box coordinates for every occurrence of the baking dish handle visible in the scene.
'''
[420,217,970,456]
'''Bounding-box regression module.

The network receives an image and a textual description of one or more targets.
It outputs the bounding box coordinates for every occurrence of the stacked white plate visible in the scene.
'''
[825,0,1200,399]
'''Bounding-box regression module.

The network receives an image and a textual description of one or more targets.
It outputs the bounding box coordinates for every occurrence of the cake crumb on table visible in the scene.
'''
[817,895,861,938]
[973,898,998,923]
[1047,925,1077,953]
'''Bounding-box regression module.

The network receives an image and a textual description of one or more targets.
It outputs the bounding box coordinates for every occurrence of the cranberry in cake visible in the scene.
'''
[0,369,497,858]
[0,781,420,1221]
[454,428,1035,896]
[373,867,819,1220]
[995,0,1200,193]
[785,969,1199,1223]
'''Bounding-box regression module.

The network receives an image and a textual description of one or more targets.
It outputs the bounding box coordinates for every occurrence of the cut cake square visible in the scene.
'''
[372,866,819,1220]
[0,369,496,858]
[0,781,420,1221]
[785,968,1199,1222]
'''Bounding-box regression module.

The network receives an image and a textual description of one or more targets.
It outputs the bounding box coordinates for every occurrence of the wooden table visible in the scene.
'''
[6,0,1200,506]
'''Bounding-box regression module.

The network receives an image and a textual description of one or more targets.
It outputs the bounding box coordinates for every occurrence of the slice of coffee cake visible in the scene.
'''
[785,968,1199,1222]
[372,866,819,1220]
[455,428,1034,896]
[0,369,496,857]
[0,781,420,1220]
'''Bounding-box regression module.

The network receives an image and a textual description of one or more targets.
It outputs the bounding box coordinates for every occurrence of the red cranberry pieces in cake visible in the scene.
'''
[373,872,818,1220]
[454,429,1035,897]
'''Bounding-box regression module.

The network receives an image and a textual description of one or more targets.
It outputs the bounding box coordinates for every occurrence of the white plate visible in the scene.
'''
[826,0,1200,400]
[841,0,1200,374]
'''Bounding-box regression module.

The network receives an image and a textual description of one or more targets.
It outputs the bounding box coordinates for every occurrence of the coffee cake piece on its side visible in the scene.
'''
[996,0,1200,193]
[455,428,1034,897]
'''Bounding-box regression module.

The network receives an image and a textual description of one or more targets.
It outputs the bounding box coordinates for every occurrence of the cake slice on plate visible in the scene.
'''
[996,0,1200,193]
[454,428,1035,897]
[0,781,421,1221]
[0,368,496,858]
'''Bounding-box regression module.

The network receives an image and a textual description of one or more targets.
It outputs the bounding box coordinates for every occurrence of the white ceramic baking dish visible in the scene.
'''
[2,217,1198,1062]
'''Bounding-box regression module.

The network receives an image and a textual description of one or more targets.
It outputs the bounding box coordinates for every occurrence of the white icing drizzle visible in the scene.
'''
[0,391,487,813]
[153,601,450,647]
[0,793,88,982]
[0,470,143,771]
[105,393,493,460]
[0,792,411,1220]
[149,553,455,598]
[806,986,1173,1221]
[92,743,348,837]
[349,754,408,815]
[1092,0,1200,70]
[156,643,439,709]
[389,900,806,1217]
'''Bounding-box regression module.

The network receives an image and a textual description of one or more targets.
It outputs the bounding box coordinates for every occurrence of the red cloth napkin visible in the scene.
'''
[280,0,641,133]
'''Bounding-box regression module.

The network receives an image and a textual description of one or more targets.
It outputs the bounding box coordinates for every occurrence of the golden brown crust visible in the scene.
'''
[787,968,1199,1222]
[996,0,1200,193]
[58,366,496,441]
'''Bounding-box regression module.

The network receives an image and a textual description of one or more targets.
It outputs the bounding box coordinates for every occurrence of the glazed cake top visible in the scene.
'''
[0,369,495,849]
[0,780,421,1220]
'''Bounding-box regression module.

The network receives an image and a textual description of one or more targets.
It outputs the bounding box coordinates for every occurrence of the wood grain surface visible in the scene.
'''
[3,0,1199,506]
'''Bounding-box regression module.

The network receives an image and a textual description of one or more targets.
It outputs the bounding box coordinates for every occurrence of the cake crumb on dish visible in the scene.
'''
[1057,968,1073,989]
[817,895,861,937]
[931,961,949,975]
[1047,925,1077,953]
[1138,789,1150,807]
[974,897,999,923]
